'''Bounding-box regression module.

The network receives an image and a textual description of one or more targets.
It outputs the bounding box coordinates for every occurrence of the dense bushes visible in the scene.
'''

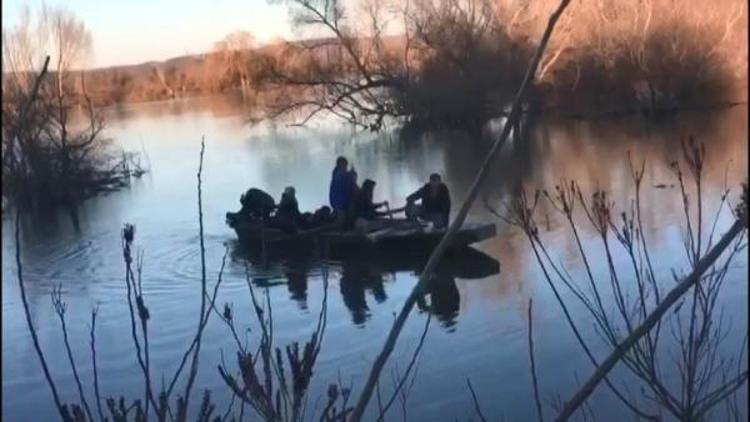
[2,7,145,210]
[6,0,745,130]
[258,0,746,130]
[393,0,535,129]
[536,0,747,114]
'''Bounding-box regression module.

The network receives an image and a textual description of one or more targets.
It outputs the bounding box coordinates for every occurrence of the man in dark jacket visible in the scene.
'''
[406,173,451,229]
[351,179,388,231]
[275,186,302,233]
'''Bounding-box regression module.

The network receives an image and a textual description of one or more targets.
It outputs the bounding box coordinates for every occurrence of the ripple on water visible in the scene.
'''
[144,233,229,284]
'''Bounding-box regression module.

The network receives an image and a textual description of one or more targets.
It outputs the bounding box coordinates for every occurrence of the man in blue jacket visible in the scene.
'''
[329,156,357,225]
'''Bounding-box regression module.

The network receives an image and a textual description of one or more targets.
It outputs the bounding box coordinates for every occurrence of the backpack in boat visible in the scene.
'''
[239,188,276,219]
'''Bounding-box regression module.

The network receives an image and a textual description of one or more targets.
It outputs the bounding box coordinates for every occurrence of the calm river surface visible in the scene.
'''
[2,95,747,421]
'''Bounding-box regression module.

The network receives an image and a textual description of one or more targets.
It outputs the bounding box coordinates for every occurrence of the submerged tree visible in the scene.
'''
[212,30,258,95]
[1,5,144,210]
[254,0,535,132]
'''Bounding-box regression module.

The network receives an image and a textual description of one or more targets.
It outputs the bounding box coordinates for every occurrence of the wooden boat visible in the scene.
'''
[227,217,496,254]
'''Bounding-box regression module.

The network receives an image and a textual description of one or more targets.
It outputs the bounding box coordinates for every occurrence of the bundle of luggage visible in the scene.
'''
[225,187,335,233]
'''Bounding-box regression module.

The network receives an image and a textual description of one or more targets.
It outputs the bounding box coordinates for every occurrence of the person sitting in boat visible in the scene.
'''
[226,187,276,225]
[329,156,357,225]
[351,179,389,232]
[306,205,333,228]
[274,186,302,233]
[406,173,451,229]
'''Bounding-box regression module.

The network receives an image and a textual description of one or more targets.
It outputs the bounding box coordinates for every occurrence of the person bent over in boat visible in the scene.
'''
[329,156,357,226]
[351,179,389,232]
[226,187,276,225]
[274,186,302,233]
[406,173,451,229]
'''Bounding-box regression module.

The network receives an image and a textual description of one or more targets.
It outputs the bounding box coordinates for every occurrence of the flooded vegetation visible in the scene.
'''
[2,0,748,420]
[3,94,747,420]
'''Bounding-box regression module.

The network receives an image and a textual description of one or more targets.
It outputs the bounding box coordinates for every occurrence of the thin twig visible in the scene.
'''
[90,306,105,422]
[51,286,95,422]
[180,136,208,418]
[376,313,431,421]
[528,299,544,422]
[555,219,746,421]
[466,378,487,422]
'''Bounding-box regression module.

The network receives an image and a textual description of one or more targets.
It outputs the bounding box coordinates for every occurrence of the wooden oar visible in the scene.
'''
[383,205,406,217]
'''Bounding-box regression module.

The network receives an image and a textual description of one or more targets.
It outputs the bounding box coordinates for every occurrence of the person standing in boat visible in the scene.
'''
[406,173,451,229]
[329,156,357,226]
[352,179,389,232]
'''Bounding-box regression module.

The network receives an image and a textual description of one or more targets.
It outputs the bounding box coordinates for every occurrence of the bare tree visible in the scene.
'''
[1,5,143,210]
[258,0,539,132]
[255,0,408,130]
[213,30,257,94]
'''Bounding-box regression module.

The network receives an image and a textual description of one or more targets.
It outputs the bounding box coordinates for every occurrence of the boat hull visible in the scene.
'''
[229,218,496,255]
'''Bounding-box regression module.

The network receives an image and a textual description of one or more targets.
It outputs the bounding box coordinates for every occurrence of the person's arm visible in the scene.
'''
[373,200,390,216]
[406,185,426,203]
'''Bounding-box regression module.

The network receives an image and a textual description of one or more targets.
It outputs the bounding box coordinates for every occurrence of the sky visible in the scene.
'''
[2,0,295,68]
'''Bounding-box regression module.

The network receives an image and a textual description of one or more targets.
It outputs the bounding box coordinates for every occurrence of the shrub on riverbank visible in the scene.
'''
[534,0,747,115]
[256,0,746,130]
[5,1,744,128]
[1,7,146,211]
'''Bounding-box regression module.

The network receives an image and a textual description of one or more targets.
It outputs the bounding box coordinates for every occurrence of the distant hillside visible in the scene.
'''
[74,36,407,107]
[81,52,241,105]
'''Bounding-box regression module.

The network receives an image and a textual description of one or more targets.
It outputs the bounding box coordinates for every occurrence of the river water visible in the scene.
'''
[2,95,747,421]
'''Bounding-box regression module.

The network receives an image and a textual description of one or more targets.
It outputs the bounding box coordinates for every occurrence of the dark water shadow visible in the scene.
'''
[229,242,500,327]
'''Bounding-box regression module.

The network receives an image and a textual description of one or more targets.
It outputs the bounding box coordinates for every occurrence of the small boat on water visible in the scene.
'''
[227,217,497,254]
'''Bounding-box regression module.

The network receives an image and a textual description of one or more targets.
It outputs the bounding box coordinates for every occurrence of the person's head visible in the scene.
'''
[336,156,348,169]
[362,179,376,196]
[351,170,358,185]
[429,173,442,190]
[283,186,295,198]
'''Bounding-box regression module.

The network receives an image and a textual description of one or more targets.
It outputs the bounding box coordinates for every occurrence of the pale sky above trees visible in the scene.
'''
[1,0,294,67]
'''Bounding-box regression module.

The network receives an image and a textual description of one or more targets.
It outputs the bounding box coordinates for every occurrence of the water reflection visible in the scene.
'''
[339,260,388,325]
[416,273,460,329]
[230,243,500,327]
